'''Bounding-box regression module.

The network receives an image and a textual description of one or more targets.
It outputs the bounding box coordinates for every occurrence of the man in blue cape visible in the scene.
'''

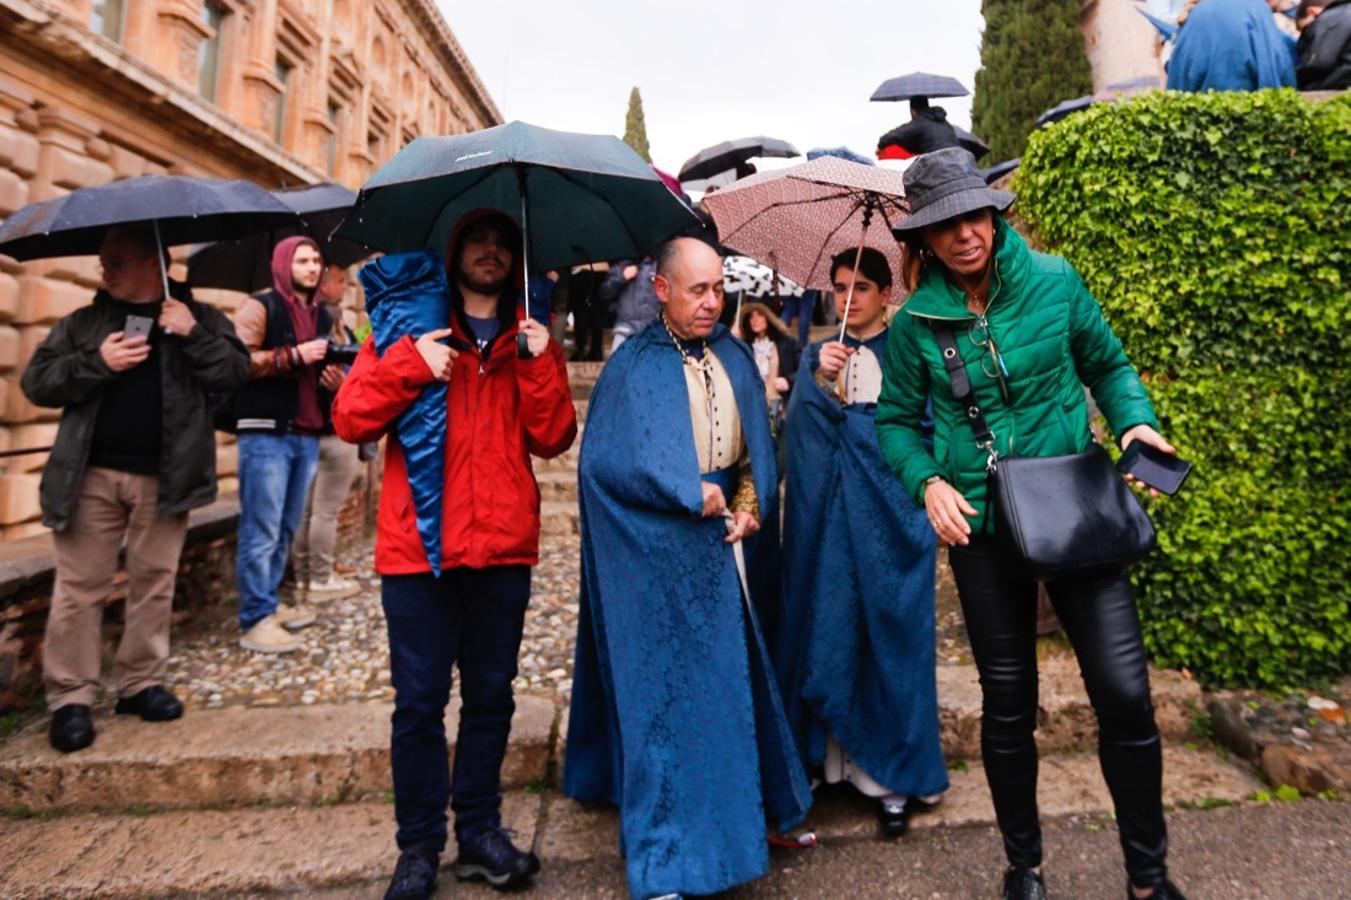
[1167,0,1297,91]
[564,237,811,899]
[776,248,948,838]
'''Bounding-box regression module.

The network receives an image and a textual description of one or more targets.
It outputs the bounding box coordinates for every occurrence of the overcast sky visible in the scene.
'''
[438,0,984,178]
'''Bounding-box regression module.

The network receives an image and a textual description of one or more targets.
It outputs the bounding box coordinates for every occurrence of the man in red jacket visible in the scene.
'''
[333,211,576,900]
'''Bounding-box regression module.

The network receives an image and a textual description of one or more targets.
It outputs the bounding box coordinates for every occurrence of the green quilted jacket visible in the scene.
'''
[876,219,1158,534]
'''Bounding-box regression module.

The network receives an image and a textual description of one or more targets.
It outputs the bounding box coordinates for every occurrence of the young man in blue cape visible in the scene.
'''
[564,237,811,899]
[775,247,948,838]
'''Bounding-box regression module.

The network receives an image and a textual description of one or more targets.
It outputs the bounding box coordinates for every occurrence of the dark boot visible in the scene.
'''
[1128,879,1187,899]
[49,704,96,753]
[115,685,184,722]
[454,825,540,890]
[1003,867,1048,900]
[384,842,439,900]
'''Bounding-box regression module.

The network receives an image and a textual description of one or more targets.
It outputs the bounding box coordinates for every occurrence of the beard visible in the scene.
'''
[457,263,508,296]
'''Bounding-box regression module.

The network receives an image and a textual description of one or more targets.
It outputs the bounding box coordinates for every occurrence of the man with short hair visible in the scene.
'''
[21,226,249,752]
[565,237,811,899]
[230,237,337,653]
[334,210,575,900]
[1296,0,1351,89]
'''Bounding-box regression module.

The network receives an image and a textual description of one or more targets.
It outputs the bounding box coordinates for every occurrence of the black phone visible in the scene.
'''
[123,314,154,341]
[1117,442,1192,496]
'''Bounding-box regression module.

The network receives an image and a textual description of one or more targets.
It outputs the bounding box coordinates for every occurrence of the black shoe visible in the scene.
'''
[384,842,439,900]
[114,685,184,721]
[454,824,541,889]
[49,704,96,753]
[1003,867,1047,900]
[878,796,912,838]
[1128,879,1187,900]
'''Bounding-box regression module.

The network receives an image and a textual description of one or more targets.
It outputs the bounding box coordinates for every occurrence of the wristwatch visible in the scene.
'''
[922,474,944,498]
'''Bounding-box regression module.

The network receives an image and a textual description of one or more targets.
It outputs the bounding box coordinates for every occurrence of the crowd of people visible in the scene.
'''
[1166,0,1351,91]
[22,13,1340,888]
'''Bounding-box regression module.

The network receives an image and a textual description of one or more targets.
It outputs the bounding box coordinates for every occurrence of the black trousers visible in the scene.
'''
[381,566,531,851]
[948,537,1168,888]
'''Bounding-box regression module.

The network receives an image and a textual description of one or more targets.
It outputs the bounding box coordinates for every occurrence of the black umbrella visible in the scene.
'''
[953,126,990,160]
[335,120,696,277]
[188,183,372,293]
[877,111,990,162]
[870,72,969,102]
[1036,96,1095,127]
[0,175,299,309]
[981,158,1021,185]
[677,137,800,185]
[0,175,298,262]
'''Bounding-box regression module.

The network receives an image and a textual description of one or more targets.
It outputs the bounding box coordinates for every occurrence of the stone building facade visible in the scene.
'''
[0,0,499,540]
[1079,0,1167,92]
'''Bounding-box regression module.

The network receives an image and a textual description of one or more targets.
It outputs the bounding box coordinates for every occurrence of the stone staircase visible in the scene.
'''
[0,359,1274,896]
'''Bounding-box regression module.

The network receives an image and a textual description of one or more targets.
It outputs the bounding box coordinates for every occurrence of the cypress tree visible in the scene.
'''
[972,0,1094,162]
[623,86,652,163]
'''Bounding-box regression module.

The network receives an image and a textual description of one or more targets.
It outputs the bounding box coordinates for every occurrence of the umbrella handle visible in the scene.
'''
[153,220,172,316]
[836,208,874,344]
[517,170,534,360]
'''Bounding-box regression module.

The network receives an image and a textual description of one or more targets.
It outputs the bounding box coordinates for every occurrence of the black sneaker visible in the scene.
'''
[1128,878,1187,900]
[454,825,541,889]
[1003,867,1048,900]
[49,704,96,753]
[384,842,439,900]
[878,795,912,838]
[115,685,184,722]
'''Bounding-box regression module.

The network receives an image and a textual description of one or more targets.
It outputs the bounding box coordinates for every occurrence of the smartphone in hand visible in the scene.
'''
[1117,442,1193,496]
[123,314,154,341]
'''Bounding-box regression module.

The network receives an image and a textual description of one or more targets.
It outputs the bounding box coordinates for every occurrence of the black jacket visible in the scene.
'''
[1298,0,1351,90]
[20,284,249,530]
[231,289,333,434]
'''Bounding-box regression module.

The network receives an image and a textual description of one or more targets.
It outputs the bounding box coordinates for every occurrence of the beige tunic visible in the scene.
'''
[684,347,744,474]
[838,343,884,405]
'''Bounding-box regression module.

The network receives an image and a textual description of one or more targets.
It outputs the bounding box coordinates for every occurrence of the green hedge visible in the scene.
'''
[1016,90,1350,688]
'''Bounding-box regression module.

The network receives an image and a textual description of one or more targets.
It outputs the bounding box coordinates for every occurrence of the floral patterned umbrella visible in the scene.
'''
[702,156,909,342]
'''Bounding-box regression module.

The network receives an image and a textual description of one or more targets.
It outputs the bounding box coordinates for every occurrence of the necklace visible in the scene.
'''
[662,314,711,374]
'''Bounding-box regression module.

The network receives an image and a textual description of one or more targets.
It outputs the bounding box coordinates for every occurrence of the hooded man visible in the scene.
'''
[333,210,575,900]
[21,225,249,752]
[564,237,811,900]
[230,236,338,653]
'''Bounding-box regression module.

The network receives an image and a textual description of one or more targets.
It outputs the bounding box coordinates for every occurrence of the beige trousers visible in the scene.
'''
[291,434,360,583]
[43,467,188,709]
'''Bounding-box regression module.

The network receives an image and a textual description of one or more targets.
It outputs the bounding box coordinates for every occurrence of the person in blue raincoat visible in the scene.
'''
[1167,0,1297,90]
[775,247,948,840]
[564,237,811,899]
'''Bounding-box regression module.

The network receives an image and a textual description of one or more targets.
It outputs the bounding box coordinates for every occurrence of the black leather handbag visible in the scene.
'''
[932,325,1156,578]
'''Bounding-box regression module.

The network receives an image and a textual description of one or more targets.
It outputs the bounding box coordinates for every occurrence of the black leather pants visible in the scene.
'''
[948,537,1169,888]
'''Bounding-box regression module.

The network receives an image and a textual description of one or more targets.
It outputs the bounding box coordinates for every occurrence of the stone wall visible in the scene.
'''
[1079,0,1166,92]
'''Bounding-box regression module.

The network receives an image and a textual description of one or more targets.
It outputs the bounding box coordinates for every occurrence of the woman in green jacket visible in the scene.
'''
[876,149,1184,900]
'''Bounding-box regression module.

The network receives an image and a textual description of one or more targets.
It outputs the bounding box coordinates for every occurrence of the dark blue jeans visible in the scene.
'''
[382,565,531,852]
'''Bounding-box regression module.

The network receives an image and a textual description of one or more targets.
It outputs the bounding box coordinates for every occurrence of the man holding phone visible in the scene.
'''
[21,226,249,753]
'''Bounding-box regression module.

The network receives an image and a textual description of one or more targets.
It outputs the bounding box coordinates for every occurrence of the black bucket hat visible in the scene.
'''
[893,147,1014,234]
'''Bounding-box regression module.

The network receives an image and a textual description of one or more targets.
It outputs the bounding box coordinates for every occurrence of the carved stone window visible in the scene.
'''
[90,0,124,42]
[199,1,226,101]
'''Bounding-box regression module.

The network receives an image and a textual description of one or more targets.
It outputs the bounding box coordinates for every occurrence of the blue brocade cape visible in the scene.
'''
[773,343,949,798]
[563,320,811,898]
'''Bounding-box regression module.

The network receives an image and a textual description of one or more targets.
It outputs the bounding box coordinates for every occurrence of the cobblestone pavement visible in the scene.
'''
[153,534,581,713]
[153,531,967,714]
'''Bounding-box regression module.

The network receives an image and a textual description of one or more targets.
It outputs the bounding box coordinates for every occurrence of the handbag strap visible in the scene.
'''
[931,323,999,473]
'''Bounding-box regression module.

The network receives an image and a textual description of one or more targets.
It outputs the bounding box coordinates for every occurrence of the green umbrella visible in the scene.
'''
[334,120,697,287]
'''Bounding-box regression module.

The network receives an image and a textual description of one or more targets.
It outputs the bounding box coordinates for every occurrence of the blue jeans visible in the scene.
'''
[382,566,531,851]
[236,432,319,630]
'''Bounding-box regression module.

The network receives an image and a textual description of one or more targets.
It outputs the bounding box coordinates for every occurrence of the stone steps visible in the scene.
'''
[0,747,1263,898]
[0,696,554,815]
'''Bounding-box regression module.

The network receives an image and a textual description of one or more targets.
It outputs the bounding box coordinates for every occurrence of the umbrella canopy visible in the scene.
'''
[334,120,695,273]
[870,72,969,102]
[806,146,875,166]
[701,156,908,293]
[187,183,372,293]
[981,158,1021,185]
[1036,95,1096,127]
[0,175,298,261]
[722,255,805,299]
[677,136,800,185]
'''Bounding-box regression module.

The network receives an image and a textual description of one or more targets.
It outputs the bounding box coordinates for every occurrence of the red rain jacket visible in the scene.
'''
[332,306,576,574]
